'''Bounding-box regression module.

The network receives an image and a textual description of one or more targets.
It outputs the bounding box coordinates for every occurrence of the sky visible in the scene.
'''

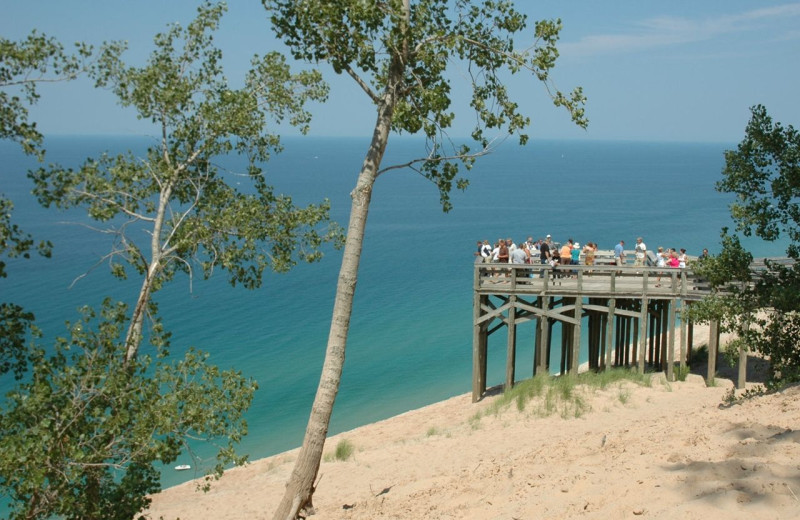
[2,0,799,143]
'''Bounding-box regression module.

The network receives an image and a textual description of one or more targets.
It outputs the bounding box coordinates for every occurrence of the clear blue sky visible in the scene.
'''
[3,1,799,142]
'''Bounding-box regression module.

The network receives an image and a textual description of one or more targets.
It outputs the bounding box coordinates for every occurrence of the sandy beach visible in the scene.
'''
[146,328,800,520]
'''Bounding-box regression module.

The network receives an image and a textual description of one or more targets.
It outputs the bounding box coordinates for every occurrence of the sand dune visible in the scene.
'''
[147,334,800,519]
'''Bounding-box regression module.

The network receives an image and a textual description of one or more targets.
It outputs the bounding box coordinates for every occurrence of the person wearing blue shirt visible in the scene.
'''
[614,240,626,266]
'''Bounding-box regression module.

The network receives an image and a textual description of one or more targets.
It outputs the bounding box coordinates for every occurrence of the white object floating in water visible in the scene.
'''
[174,464,191,471]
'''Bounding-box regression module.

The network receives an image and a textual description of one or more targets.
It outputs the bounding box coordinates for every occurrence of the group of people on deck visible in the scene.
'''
[475,235,698,271]
[474,235,599,267]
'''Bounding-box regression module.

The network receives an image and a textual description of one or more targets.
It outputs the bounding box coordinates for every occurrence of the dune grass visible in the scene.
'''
[324,438,355,462]
[475,368,653,423]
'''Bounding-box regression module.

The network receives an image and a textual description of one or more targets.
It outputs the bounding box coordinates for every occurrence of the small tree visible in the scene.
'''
[263,1,587,518]
[30,1,341,361]
[691,105,800,385]
[1,2,341,518]
[0,300,256,520]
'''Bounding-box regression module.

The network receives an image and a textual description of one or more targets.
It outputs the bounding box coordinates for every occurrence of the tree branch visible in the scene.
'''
[342,62,380,104]
[376,136,500,178]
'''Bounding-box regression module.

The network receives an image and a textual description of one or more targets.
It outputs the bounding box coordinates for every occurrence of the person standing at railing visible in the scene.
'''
[583,242,596,266]
[525,237,538,263]
[678,248,688,268]
[668,249,680,268]
[571,242,581,264]
[570,242,581,277]
[498,240,510,263]
[480,240,492,263]
[560,239,573,266]
[614,240,626,266]
[539,235,553,278]
[634,237,647,267]
[540,236,552,264]
[510,241,527,264]
[655,246,667,287]
[507,237,517,253]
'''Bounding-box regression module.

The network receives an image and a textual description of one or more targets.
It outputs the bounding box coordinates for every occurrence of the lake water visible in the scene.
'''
[0,135,782,487]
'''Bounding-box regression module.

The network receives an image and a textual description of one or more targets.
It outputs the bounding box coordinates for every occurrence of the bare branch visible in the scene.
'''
[342,62,380,104]
[70,189,154,222]
[376,135,502,178]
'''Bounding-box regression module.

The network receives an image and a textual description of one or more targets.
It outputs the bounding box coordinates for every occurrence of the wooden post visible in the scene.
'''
[506,295,517,390]
[623,312,632,366]
[638,270,648,370]
[638,297,648,373]
[632,310,639,368]
[738,320,748,390]
[707,319,719,385]
[648,306,656,367]
[600,310,608,370]
[679,299,687,370]
[738,341,747,389]
[614,315,622,366]
[533,297,541,377]
[660,301,669,369]
[667,299,676,381]
[537,296,550,375]
[560,300,570,374]
[472,288,485,402]
[571,297,583,373]
[687,317,694,366]
[605,298,616,370]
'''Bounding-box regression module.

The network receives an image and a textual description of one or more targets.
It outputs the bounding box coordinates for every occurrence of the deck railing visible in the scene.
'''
[474,262,711,300]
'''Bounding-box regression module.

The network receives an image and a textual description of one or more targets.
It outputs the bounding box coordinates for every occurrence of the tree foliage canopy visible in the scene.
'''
[718,104,800,258]
[691,105,800,385]
[0,31,91,156]
[32,1,339,290]
[28,1,343,359]
[0,300,256,520]
[265,0,587,211]
[0,31,82,277]
[1,3,341,518]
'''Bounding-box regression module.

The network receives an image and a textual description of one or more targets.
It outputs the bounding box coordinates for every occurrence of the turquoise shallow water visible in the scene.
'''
[0,136,784,488]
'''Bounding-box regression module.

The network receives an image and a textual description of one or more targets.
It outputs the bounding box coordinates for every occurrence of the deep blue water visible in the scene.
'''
[0,136,784,488]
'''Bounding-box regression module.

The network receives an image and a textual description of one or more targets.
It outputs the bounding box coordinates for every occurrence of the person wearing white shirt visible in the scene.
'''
[634,237,647,267]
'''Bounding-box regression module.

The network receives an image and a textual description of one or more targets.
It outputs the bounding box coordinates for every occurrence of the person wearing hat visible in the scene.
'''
[539,235,552,265]
[570,242,581,266]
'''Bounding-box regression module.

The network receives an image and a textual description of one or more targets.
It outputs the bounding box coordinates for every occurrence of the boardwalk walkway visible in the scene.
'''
[471,252,725,402]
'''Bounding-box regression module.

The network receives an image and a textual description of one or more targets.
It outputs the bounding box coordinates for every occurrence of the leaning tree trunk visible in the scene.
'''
[272,93,396,520]
[123,181,172,363]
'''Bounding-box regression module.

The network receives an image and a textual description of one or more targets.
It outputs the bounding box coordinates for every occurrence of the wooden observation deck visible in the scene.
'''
[471,252,730,402]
